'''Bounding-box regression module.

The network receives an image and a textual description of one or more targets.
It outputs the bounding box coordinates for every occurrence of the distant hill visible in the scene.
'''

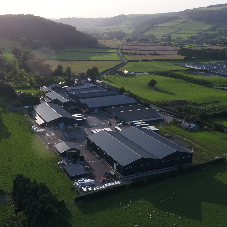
[0,14,98,49]
[54,13,175,32]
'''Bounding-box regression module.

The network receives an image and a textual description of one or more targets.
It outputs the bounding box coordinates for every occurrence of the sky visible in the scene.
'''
[1,0,227,19]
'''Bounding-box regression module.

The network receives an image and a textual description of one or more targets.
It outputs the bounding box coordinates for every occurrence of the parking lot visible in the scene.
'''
[36,112,125,190]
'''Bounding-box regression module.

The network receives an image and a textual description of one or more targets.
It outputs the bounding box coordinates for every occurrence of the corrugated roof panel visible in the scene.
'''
[88,131,141,166]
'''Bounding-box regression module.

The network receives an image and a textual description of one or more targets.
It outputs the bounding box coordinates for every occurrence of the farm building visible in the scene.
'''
[33,102,77,128]
[54,141,80,157]
[63,163,88,180]
[106,104,163,123]
[79,95,137,112]
[87,127,192,177]
[74,90,119,99]
[45,91,76,109]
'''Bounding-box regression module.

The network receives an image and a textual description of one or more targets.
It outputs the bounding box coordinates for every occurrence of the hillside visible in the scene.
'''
[0,14,98,49]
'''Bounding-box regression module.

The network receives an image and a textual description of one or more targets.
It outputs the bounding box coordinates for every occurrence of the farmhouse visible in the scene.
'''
[33,102,77,128]
[54,141,80,157]
[79,95,137,113]
[106,104,163,123]
[87,127,192,177]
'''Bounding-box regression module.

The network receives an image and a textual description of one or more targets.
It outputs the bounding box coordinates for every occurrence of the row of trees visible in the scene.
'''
[155,71,212,86]
[12,174,65,227]
[178,48,227,60]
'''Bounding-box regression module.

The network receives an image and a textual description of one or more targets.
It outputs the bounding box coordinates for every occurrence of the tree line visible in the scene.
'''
[0,14,97,49]
[178,48,227,60]
[12,174,65,227]
[154,71,212,86]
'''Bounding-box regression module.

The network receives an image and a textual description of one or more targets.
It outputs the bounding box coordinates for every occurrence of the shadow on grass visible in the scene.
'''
[155,87,175,95]
[0,113,11,141]
[54,206,73,227]
[76,163,227,221]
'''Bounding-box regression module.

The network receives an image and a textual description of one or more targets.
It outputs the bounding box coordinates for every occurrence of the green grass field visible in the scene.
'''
[172,20,212,31]
[125,54,184,61]
[158,18,188,27]
[63,162,227,227]
[161,124,227,162]
[50,52,121,61]
[121,61,185,72]
[63,47,117,52]
[0,112,77,200]
[98,40,124,48]
[145,27,180,36]
[45,60,123,74]
[15,87,40,95]
[178,72,227,86]
[102,74,227,104]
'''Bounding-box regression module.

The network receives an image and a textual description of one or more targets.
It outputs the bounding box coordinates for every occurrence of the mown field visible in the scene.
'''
[120,61,185,72]
[102,74,227,104]
[62,47,117,52]
[45,60,123,74]
[49,51,121,61]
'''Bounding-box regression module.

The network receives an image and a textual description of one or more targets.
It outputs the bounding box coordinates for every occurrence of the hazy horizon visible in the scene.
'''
[1,0,227,19]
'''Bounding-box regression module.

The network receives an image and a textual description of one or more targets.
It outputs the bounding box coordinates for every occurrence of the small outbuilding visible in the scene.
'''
[63,164,88,180]
[54,141,79,157]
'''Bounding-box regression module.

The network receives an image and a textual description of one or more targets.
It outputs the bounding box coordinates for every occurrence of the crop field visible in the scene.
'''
[120,61,185,72]
[45,60,122,74]
[161,124,227,161]
[49,51,121,61]
[125,54,184,61]
[0,112,77,199]
[102,74,227,104]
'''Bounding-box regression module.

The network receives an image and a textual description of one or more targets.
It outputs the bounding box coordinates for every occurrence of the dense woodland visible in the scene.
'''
[0,15,98,49]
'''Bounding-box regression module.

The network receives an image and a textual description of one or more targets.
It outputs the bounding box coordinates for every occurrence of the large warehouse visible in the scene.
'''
[79,95,137,112]
[106,104,163,123]
[87,127,193,177]
[34,102,77,128]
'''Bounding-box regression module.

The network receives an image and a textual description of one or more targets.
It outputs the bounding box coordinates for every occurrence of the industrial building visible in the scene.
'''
[79,95,137,112]
[63,164,88,180]
[106,104,163,123]
[54,141,80,156]
[34,102,77,128]
[87,127,192,177]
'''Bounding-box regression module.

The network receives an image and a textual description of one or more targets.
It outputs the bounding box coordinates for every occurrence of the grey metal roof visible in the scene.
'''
[138,127,190,153]
[88,131,141,166]
[46,91,74,103]
[120,127,178,159]
[68,87,105,95]
[34,102,74,123]
[107,131,156,159]
[80,95,137,109]
[106,104,146,113]
[115,108,163,122]
[63,164,87,177]
[54,141,77,154]
[76,90,119,99]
